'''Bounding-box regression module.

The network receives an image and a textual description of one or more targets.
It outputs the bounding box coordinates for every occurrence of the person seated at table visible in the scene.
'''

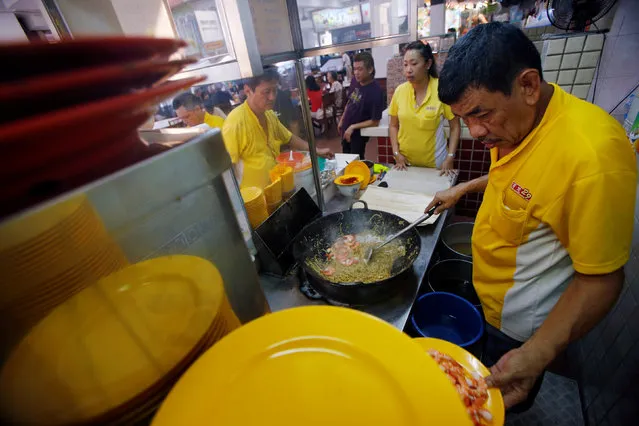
[328,71,343,109]
[172,92,225,129]
[389,41,461,174]
[306,75,332,124]
[223,66,333,189]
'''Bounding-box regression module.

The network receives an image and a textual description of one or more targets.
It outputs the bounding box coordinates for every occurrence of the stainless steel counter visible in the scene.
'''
[260,192,450,330]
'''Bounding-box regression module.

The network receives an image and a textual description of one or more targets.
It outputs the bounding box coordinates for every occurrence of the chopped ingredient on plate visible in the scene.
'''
[428,349,492,426]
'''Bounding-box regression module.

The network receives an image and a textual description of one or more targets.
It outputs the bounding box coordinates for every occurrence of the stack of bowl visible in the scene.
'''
[0,195,128,350]
[0,255,240,425]
[241,187,269,228]
[0,37,204,218]
[264,177,282,214]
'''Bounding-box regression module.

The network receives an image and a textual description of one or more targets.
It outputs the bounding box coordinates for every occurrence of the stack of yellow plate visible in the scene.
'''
[264,177,282,214]
[269,164,295,196]
[0,195,128,348]
[151,306,472,426]
[241,186,269,228]
[0,255,240,425]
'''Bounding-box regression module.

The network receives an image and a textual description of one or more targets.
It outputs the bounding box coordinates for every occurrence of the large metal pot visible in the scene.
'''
[440,222,474,261]
[292,200,421,305]
[427,259,480,307]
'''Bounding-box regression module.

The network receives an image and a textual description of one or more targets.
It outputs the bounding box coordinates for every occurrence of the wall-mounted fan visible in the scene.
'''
[547,0,618,31]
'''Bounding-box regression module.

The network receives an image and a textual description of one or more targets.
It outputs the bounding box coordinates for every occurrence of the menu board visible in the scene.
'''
[250,0,294,55]
[361,2,370,24]
[194,10,225,50]
[312,6,362,32]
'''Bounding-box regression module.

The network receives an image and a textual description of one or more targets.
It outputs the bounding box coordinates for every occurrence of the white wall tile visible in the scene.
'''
[558,69,577,85]
[572,84,591,99]
[560,85,573,93]
[533,41,543,53]
[544,70,558,84]
[575,68,596,84]
[580,51,601,68]
[546,38,566,55]
[544,55,562,71]
[565,36,586,53]
[561,53,581,69]
[584,34,605,51]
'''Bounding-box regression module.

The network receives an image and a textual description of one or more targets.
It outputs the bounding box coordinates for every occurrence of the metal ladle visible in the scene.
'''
[362,204,440,264]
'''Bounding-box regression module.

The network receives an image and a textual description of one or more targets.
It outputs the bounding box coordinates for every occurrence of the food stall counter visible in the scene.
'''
[259,191,451,331]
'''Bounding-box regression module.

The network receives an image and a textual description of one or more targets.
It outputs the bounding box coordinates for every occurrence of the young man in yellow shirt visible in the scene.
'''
[426,23,636,411]
[172,92,225,129]
[222,66,333,189]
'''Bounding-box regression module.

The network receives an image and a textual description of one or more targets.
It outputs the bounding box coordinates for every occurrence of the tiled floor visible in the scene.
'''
[505,372,584,426]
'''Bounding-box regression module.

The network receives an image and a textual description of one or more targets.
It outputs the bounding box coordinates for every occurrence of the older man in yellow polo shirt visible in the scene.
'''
[223,66,333,189]
[427,23,636,412]
[172,92,225,129]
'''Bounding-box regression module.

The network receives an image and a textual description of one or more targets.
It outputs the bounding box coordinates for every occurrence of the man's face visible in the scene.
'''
[175,105,204,127]
[245,80,278,114]
[353,60,373,83]
[449,70,542,150]
[327,73,334,83]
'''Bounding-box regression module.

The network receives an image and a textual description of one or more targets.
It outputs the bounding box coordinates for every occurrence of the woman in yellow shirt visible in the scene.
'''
[389,41,461,173]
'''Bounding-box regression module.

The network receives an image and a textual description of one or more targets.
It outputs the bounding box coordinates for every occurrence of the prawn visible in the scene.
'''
[428,349,491,426]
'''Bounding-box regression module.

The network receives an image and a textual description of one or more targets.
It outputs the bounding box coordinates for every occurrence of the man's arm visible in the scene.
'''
[424,174,488,214]
[487,269,623,408]
[288,134,334,158]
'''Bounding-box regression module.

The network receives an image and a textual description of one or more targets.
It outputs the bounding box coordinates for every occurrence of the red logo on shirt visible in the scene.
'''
[511,182,532,201]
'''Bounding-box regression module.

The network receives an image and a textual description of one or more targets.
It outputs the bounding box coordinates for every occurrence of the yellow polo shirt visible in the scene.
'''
[388,79,454,167]
[204,112,225,129]
[472,84,637,341]
[222,102,292,189]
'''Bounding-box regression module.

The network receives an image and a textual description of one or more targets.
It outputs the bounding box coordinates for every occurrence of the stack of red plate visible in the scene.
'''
[0,37,205,218]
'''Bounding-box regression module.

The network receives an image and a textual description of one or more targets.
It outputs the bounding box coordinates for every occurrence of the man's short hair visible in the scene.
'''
[438,23,544,105]
[353,51,375,77]
[172,92,203,111]
[244,66,280,91]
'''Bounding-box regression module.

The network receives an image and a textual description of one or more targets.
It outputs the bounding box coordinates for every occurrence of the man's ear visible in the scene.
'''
[517,69,542,107]
[243,84,252,97]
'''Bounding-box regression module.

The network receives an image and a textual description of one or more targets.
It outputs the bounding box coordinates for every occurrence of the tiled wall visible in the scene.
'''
[542,33,605,100]
[573,176,639,426]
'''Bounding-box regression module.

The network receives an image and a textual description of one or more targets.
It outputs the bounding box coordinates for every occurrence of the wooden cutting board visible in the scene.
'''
[357,186,440,226]
[383,167,454,195]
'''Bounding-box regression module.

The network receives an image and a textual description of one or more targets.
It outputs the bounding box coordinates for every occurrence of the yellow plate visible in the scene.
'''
[240,186,264,206]
[0,255,224,425]
[369,174,378,184]
[345,160,371,190]
[414,338,505,426]
[152,306,471,426]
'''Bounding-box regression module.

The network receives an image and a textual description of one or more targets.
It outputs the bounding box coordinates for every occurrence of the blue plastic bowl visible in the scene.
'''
[410,292,484,348]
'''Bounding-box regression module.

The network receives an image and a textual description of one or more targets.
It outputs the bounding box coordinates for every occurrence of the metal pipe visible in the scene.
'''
[294,60,325,212]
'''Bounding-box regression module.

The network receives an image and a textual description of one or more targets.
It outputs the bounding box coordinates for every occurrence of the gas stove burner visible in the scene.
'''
[299,280,323,300]
[299,277,353,307]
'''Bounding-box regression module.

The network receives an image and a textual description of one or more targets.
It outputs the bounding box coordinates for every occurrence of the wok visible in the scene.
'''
[292,200,421,305]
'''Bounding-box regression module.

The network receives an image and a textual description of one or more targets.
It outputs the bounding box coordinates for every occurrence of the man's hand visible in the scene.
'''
[485,346,547,409]
[394,153,409,171]
[344,125,355,142]
[439,156,455,176]
[424,184,466,214]
[317,147,334,159]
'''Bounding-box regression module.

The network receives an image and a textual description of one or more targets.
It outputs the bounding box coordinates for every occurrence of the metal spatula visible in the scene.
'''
[362,204,439,264]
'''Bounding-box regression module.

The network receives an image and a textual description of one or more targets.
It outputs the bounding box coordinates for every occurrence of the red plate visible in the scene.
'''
[0,76,204,218]
[0,37,187,83]
[0,58,196,124]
